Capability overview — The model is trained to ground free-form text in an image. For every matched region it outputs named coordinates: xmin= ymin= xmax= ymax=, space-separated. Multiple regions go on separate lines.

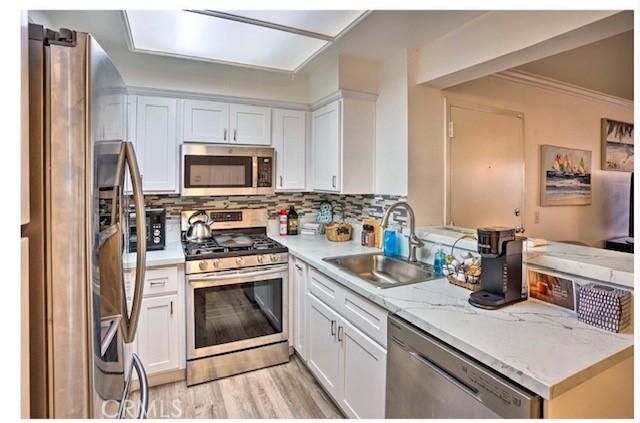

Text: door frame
xmin=444 ymin=99 xmax=526 ymax=229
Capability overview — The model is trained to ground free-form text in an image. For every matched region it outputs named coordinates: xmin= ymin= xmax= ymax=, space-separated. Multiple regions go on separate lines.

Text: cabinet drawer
xmin=341 ymin=290 xmax=387 ymax=347
xmin=144 ymin=267 xmax=179 ymax=296
xmin=308 ymin=268 xmax=342 ymax=310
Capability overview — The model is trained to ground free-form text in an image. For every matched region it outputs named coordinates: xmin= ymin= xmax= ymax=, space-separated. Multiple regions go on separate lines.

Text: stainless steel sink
xmin=323 ymin=253 xmax=436 ymax=289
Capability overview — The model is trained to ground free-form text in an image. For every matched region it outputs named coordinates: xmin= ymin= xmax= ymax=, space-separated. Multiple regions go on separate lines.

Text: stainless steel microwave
xmin=181 ymin=144 xmax=275 ymax=196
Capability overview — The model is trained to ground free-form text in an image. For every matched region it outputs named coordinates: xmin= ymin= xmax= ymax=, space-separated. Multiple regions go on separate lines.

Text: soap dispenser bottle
xmin=433 ymin=246 xmax=446 ymax=277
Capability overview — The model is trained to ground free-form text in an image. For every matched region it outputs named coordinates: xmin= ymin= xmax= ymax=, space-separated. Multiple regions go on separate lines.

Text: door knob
xmin=515 ymin=225 xmax=525 ymax=233
xmin=514 ymin=208 xmax=520 ymax=217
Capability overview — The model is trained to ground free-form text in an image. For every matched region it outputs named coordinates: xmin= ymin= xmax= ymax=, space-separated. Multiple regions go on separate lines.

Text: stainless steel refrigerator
xmin=24 ymin=23 xmax=149 ymax=418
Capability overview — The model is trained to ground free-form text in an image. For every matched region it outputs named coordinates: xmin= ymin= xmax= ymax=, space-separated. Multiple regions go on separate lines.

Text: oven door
xmin=186 ymin=264 xmax=288 ymax=360
xmin=181 ymin=144 xmax=274 ymax=196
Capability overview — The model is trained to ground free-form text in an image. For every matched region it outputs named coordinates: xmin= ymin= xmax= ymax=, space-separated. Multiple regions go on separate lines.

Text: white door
xmin=292 ymin=258 xmax=308 ymax=359
xmin=136 ymin=295 xmax=180 ymax=375
xmin=182 ymin=99 xmax=230 ymax=143
xmin=229 ymin=104 xmax=271 ymax=145
xmin=339 ymin=320 xmax=387 ymax=418
xmin=136 ymin=96 xmax=178 ymax=193
xmin=449 ymin=104 xmax=524 ymax=229
xmin=273 ymin=109 xmax=306 ymax=190
xmin=307 ymin=293 xmax=341 ymax=399
xmin=97 ymin=93 xmax=127 ymax=141
xmin=311 ymin=101 xmax=341 ymax=192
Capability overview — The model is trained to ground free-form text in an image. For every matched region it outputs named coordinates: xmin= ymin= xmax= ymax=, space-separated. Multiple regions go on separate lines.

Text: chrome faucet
xmin=381 ymin=202 xmax=424 ymax=262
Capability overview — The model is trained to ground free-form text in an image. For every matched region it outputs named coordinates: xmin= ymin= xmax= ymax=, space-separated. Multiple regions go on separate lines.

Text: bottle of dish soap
xmin=433 ymin=245 xmax=446 ymax=277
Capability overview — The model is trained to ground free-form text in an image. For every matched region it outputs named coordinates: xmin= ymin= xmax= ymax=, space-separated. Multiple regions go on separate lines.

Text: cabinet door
xmin=136 ymin=96 xmax=178 ymax=193
xmin=307 ymin=293 xmax=341 ymax=399
xmin=182 ymin=99 xmax=229 ymax=143
xmin=136 ymin=294 xmax=180 ymax=375
xmin=339 ymin=320 xmax=387 ymax=418
xmin=97 ymin=93 xmax=127 ymax=141
xmin=311 ymin=101 xmax=341 ymax=192
xmin=292 ymin=258 xmax=308 ymax=359
xmin=273 ymin=109 xmax=306 ymax=190
xmin=229 ymin=104 xmax=271 ymax=145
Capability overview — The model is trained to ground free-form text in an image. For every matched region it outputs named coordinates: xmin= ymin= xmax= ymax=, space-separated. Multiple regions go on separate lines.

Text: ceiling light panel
xmin=124 ymin=10 xmax=330 ymax=72
xmin=223 ymin=10 xmax=367 ymax=37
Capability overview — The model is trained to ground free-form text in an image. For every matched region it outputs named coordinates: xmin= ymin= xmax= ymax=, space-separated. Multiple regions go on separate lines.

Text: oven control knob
xmin=257 ymin=255 xmax=265 ymax=263
xmin=270 ymin=254 xmax=279 ymax=263
xmin=236 ymin=257 xmax=245 ymax=265
xmin=198 ymin=261 xmax=208 ymax=271
xmin=212 ymin=259 xmax=220 ymax=268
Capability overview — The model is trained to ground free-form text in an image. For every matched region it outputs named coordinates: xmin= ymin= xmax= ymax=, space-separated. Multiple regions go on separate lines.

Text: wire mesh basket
xmin=443 ymin=235 xmax=482 ymax=291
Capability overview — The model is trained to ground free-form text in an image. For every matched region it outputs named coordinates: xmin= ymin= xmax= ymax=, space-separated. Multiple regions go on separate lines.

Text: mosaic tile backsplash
xmin=144 ymin=192 xmax=408 ymax=226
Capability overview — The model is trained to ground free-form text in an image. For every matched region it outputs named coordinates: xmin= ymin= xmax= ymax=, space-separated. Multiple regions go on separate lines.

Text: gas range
xmin=181 ymin=209 xmax=288 ymax=275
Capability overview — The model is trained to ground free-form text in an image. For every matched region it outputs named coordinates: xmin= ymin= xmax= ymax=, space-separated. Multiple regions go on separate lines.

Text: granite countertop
xmin=416 ymin=226 xmax=635 ymax=289
xmin=123 ymin=241 xmax=185 ymax=269
xmin=272 ymin=233 xmax=634 ymax=401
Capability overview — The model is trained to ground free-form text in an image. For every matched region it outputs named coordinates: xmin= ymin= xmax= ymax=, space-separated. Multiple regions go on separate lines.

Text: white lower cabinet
xmin=307 ymin=293 xmax=342 ymax=399
xmin=301 ymin=261 xmax=387 ymax=419
xmin=124 ymin=264 xmax=185 ymax=382
xmin=136 ymin=294 xmax=180 ymax=374
xmin=291 ymin=257 xmax=308 ymax=359
xmin=340 ymin=319 xmax=387 ymax=418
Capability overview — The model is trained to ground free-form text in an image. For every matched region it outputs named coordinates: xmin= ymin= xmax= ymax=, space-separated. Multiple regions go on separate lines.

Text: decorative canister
xmin=577 ymin=284 xmax=632 ymax=333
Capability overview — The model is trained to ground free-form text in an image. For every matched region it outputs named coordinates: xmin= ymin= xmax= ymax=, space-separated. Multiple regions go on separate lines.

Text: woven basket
xmin=326 ymin=223 xmax=353 ymax=242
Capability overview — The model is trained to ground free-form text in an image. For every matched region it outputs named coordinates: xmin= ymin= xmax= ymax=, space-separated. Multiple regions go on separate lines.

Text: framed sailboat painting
xmin=540 ymin=145 xmax=592 ymax=206
xmin=601 ymin=118 xmax=633 ymax=172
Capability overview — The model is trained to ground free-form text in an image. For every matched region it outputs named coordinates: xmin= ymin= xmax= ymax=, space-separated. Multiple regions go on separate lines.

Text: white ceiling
xmin=123 ymin=10 xmax=367 ymax=72
xmin=516 ymin=30 xmax=634 ymax=100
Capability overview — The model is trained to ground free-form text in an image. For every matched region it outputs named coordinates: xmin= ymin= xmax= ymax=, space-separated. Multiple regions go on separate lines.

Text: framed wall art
xmin=601 ymin=118 xmax=634 ymax=172
xmin=540 ymin=145 xmax=592 ymax=206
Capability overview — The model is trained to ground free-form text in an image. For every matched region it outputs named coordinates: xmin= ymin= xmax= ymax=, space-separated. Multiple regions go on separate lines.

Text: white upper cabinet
xmin=229 ymin=104 xmax=272 ymax=145
xmin=311 ymin=96 xmax=375 ymax=194
xmin=182 ymin=99 xmax=230 ymax=143
xmin=96 ymin=93 xmax=127 ymax=141
xmin=273 ymin=109 xmax=306 ymax=190
xmin=311 ymin=101 xmax=341 ymax=192
xmin=136 ymin=96 xmax=179 ymax=193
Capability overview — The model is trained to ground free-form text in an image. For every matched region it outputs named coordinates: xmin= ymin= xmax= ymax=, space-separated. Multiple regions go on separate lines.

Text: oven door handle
xmin=188 ymin=266 xmax=287 ymax=284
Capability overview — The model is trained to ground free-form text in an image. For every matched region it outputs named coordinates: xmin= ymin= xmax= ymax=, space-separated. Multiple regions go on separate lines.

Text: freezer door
xmin=89 ymin=35 xmax=147 ymax=417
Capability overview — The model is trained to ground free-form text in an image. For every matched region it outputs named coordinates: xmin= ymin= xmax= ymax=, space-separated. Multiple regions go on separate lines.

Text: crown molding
xmin=493 ymin=69 xmax=633 ymax=108
xmin=126 ymin=86 xmax=309 ymax=111
xmin=311 ymin=89 xmax=378 ymax=110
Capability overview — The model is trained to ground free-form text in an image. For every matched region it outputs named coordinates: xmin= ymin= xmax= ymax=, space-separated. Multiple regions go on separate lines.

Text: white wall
xmin=408 ymin=66 xmax=633 ymax=247
xmin=375 ymin=51 xmax=408 ymax=196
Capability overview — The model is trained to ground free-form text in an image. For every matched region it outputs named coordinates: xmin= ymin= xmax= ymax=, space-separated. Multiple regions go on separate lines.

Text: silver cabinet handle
xmin=280 ymin=175 xmax=283 ymax=187
xmin=295 ymin=264 xmax=303 ymax=271
xmin=338 ymin=325 xmax=344 ymax=342
xmin=330 ymin=320 xmax=336 ymax=336
xmin=332 ymin=175 xmax=336 ymax=188
xmin=233 ymin=128 xmax=237 ymax=141
xmin=223 ymin=128 xmax=227 ymax=141
xmin=118 ymin=141 xmax=146 ymax=344
xmin=118 ymin=353 xmax=149 ymax=419
xmin=149 ymin=280 xmax=167 ymax=287
xmin=170 ymin=300 xmax=173 ymax=315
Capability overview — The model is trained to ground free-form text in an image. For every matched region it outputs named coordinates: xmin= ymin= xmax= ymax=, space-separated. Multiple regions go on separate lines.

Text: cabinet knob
xmin=332 ymin=175 xmax=336 ymax=188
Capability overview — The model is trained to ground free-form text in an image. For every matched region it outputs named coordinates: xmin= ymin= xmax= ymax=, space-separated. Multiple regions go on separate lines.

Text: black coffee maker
xmin=469 ymin=227 xmax=526 ymax=309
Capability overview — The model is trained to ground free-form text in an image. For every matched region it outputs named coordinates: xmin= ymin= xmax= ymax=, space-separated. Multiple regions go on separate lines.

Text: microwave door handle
xmin=120 ymin=141 xmax=146 ymax=344
xmin=252 ymin=156 xmax=258 ymax=190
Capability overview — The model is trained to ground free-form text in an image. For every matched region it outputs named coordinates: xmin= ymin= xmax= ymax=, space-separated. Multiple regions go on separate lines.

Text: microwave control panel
xmin=257 ymin=157 xmax=273 ymax=187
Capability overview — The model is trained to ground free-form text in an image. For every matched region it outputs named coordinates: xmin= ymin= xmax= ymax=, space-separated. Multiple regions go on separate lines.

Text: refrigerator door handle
xmin=117 ymin=142 xmax=146 ymax=343
xmin=117 ymin=353 xmax=149 ymax=419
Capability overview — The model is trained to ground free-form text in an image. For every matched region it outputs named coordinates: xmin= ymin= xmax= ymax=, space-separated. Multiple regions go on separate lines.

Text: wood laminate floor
xmin=133 ymin=355 xmax=344 ymax=419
